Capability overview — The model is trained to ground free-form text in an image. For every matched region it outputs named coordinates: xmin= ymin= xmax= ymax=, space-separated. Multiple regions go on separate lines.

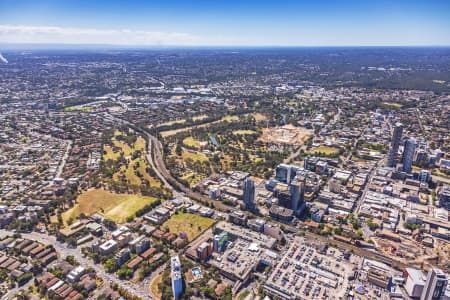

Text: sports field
xmin=160 ymin=115 xmax=239 ymax=137
xmin=310 ymin=146 xmax=341 ymax=155
xmin=233 ymin=129 xmax=257 ymax=135
xmin=62 ymin=189 xmax=158 ymax=224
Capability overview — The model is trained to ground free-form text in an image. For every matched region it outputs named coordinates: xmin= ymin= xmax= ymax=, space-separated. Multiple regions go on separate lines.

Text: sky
xmin=0 ymin=0 xmax=450 ymax=47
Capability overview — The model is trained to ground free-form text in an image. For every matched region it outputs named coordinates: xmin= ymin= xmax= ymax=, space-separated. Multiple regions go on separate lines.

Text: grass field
xmin=160 ymin=115 xmax=240 ymax=137
xmin=64 ymin=106 xmax=93 ymax=112
xmin=221 ymin=115 xmax=239 ymax=122
xmin=113 ymin=159 xmax=142 ymax=186
xmin=103 ymin=145 xmax=120 ymax=161
xmin=103 ymin=131 xmax=146 ymax=161
xmin=233 ymin=129 xmax=257 ymax=135
xmin=62 ymin=189 xmax=158 ymax=224
xmin=104 ymin=131 xmax=158 ymax=187
xmin=150 ymin=273 xmax=163 ymax=299
xmin=180 ymin=172 xmax=204 ymax=188
xmin=158 ymin=119 xmax=187 ymax=127
xmin=310 ymin=146 xmax=341 ymax=155
xmin=136 ymin=158 xmax=160 ymax=186
xmin=181 ymin=150 xmax=209 ymax=162
xmin=160 ymin=113 xmax=265 ymax=138
xmin=252 ymin=113 xmax=267 ymax=121
xmin=193 ymin=114 xmax=208 ymax=121
xmin=113 ymin=158 xmax=160 ymax=187
xmin=182 ymin=136 xmax=202 ymax=149
xmin=162 ymin=212 xmax=215 ymax=241
xmin=382 ymin=102 xmax=402 ymax=109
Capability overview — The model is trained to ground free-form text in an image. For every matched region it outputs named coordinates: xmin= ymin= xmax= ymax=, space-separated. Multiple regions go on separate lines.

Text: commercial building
xmin=229 ymin=210 xmax=247 ymax=226
xmin=404 ymin=267 xmax=426 ymax=298
xmin=269 ymin=205 xmax=294 ymax=223
xmin=419 ymin=169 xmax=431 ymax=183
xmin=304 ymin=156 xmax=328 ymax=174
xmin=289 ymin=179 xmax=305 ymax=213
xmin=421 ymin=268 xmax=448 ymax=300
xmin=386 ymin=122 xmax=403 ymax=168
xmin=99 ymin=240 xmax=118 ymax=256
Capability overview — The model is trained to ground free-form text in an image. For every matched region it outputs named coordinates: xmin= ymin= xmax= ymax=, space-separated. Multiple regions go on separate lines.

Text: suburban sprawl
xmin=0 ymin=47 xmax=449 ymax=300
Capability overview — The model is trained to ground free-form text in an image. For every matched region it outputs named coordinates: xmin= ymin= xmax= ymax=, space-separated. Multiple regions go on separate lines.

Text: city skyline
xmin=1 ymin=0 xmax=450 ymax=47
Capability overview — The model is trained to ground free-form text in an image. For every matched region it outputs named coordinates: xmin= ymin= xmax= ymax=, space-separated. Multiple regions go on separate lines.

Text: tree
xmin=104 ymin=258 xmax=117 ymax=273
xmin=366 ymin=218 xmax=379 ymax=231
xmin=66 ymin=255 xmax=78 ymax=266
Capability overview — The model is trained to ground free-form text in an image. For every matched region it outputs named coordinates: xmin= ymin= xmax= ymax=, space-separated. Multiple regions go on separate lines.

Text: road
xmin=0 ymin=229 xmax=152 ymax=300
xmin=55 ymin=140 xmax=73 ymax=179
xmin=354 ymin=158 xmax=383 ymax=217
xmin=2 ymin=275 xmax=33 ymax=300
xmin=283 ymin=145 xmax=307 ymax=164
xmin=431 ymin=174 xmax=450 ymax=185
xmin=143 ymin=264 xmax=165 ymax=299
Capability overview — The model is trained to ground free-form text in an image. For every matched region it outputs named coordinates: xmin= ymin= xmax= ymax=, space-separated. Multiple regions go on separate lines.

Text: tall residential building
xmin=386 ymin=122 xmax=403 ymax=168
xmin=213 ymin=231 xmax=228 ymax=252
xmin=275 ymin=164 xmax=291 ymax=183
xmin=171 ymin=255 xmax=183 ymax=299
xmin=419 ymin=169 xmax=431 ymax=183
xmin=243 ymin=178 xmax=255 ymax=211
xmin=420 ymin=268 xmax=448 ymax=300
xmin=275 ymin=164 xmax=300 ymax=184
xmin=289 ymin=179 xmax=304 ymax=214
xmin=402 ymin=138 xmax=416 ymax=173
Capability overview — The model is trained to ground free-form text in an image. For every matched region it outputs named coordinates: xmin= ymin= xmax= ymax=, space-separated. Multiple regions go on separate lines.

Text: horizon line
xmin=2 ymin=42 xmax=450 ymax=50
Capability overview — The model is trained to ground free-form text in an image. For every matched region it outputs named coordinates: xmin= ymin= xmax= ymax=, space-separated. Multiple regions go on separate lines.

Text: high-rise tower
xmin=420 ymin=268 xmax=448 ymax=300
xmin=402 ymin=138 xmax=416 ymax=173
xmin=243 ymin=178 xmax=256 ymax=211
xmin=386 ymin=122 xmax=403 ymax=168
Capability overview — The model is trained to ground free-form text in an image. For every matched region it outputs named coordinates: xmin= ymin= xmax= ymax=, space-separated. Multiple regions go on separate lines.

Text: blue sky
xmin=0 ymin=0 xmax=449 ymax=46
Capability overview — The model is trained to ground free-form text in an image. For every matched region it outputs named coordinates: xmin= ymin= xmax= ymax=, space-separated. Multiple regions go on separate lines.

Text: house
xmin=10 ymin=269 xmax=24 ymax=281
xmin=79 ymin=274 xmax=97 ymax=292
xmin=40 ymin=252 xmax=57 ymax=265
xmin=140 ymin=247 xmax=156 ymax=259
xmin=127 ymin=256 xmax=143 ymax=270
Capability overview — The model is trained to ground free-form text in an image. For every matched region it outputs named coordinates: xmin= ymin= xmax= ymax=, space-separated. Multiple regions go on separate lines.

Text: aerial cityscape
xmin=0 ymin=1 xmax=450 ymax=300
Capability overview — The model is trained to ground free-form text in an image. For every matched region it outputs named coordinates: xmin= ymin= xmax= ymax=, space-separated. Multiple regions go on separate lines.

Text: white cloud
xmin=0 ymin=25 xmax=200 ymax=46
xmin=0 ymin=52 xmax=8 ymax=63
